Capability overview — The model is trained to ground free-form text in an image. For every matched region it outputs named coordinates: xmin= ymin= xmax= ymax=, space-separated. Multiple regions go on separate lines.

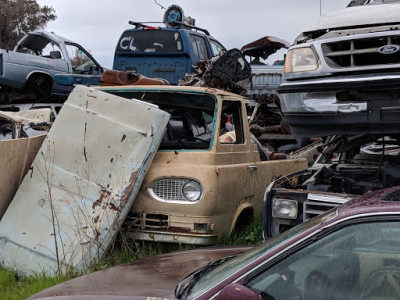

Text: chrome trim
xmin=147 ymin=177 xmax=203 ymax=204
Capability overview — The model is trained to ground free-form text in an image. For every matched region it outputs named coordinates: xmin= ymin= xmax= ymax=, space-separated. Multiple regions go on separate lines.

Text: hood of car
xmin=28 ymin=246 xmax=250 ymax=300
xmin=302 ymin=3 xmax=400 ymax=33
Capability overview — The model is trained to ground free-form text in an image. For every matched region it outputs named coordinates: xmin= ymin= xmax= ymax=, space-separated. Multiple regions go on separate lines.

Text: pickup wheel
xmin=26 ymin=74 xmax=53 ymax=98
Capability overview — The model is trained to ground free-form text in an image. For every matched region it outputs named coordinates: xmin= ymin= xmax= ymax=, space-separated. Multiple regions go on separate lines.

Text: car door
xmin=238 ymin=218 xmax=400 ymax=300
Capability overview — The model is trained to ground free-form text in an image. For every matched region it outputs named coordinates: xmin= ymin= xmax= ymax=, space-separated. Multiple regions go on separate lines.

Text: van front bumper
xmin=127 ymin=229 xmax=217 ymax=246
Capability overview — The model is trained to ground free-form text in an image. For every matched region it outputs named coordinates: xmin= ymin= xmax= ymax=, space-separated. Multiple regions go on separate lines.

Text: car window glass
xmin=117 ymin=30 xmax=183 ymax=53
xmin=65 ymin=43 xmax=98 ymax=75
xmin=220 ymin=100 xmax=244 ymax=144
xmin=210 ymin=39 xmax=225 ymax=56
xmin=245 ymin=221 xmax=400 ymax=299
xmin=190 ymin=34 xmax=208 ymax=60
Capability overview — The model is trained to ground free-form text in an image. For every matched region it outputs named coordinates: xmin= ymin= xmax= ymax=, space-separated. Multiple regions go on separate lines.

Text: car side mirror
xmin=215 ymin=283 xmax=261 ymax=300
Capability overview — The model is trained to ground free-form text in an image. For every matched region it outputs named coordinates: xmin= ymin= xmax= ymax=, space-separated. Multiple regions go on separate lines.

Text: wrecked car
xmin=264 ymin=134 xmax=400 ymax=237
xmin=278 ymin=0 xmax=400 ymax=136
xmin=0 ymin=31 xmax=103 ymax=101
xmin=30 ymin=187 xmax=400 ymax=300
xmin=0 ymin=102 xmax=61 ymax=137
xmin=113 ymin=5 xmax=225 ymax=84
xmin=98 ymin=85 xmax=307 ymax=245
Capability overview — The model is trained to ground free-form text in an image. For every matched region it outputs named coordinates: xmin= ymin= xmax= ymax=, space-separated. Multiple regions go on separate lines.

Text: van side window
xmin=190 ymin=34 xmax=208 ymax=60
xmin=220 ymin=100 xmax=244 ymax=144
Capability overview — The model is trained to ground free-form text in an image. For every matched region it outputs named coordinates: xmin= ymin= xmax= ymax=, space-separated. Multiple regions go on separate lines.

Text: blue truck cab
xmin=112 ymin=5 xmax=225 ymax=84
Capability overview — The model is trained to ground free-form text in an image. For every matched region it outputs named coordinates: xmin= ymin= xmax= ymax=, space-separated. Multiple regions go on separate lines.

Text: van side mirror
xmin=215 ymin=283 xmax=261 ymax=300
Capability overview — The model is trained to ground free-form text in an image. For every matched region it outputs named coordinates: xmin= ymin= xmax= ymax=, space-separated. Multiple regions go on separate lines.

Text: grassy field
xmin=0 ymin=216 xmax=263 ymax=299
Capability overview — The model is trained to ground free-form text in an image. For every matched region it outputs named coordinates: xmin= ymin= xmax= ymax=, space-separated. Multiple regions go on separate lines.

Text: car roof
xmin=337 ymin=186 xmax=400 ymax=218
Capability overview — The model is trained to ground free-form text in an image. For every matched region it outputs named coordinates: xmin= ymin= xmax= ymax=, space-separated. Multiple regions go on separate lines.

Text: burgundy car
xmin=31 ymin=186 xmax=400 ymax=299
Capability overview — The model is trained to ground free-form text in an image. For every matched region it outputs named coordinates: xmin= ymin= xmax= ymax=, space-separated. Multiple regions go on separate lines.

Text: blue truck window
xmin=117 ymin=30 xmax=184 ymax=53
xmin=190 ymin=34 xmax=208 ymax=60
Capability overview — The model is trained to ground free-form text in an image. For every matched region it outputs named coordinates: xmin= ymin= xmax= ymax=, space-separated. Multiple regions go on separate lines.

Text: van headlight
xmin=182 ymin=180 xmax=202 ymax=202
xmin=148 ymin=177 xmax=203 ymax=204
xmin=272 ymin=198 xmax=298 ymax=219
xmin=284 ymin=47 xmax=318 ymax=73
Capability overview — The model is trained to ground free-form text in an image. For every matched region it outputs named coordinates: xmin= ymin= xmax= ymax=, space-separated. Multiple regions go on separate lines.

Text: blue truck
xmin=112 ymin=5 xmax=225 ymax=85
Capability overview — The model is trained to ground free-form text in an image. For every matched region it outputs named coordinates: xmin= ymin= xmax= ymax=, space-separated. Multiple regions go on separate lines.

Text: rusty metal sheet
xmin=0 ymin=135 xmax=45 ymax=220
xmin=0 ymin=85 xmax=170 ymax=276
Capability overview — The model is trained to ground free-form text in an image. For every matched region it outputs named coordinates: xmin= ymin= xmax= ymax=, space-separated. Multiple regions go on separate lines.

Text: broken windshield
xmin=104 ymin=90 xmax=216 ymax=150
xmin=117 ymin=30 xmax=184 ymax=53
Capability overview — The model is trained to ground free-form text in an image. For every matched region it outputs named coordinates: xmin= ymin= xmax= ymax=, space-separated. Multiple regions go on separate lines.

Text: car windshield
xmin=185 ymin=209 xmax=337 ymax=299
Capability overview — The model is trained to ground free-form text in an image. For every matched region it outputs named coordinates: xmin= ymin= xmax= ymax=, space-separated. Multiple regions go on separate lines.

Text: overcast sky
xmin=35 ymin=0 xmax=350 ymax=68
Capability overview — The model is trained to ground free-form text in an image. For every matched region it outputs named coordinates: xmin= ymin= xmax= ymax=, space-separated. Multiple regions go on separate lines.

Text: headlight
xmin=272 ymin=198 xmax=298 ymax=219
xmin=182 ymin=180 xmax=202 ymax=202
xmin=284 ymin=47 xmax=318 ymax=73
xmin=148 ymin=177 xmax=203 ymax=204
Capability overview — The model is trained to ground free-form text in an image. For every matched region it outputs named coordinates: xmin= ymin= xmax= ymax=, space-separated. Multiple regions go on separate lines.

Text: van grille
xmin=322 ymin=35 xmax=400 ymax=69
xmin=303 ymin=200 xmax=340 ymax=221
xmin=148 ymin=178 xmax=188 ymax=201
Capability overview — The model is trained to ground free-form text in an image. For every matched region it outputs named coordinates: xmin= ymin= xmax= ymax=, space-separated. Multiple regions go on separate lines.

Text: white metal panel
xmin=0 ymin=85 xmax=170 ymax=276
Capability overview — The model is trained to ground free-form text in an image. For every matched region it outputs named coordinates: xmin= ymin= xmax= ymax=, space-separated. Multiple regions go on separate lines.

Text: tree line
xmin=0 ymin=0 xmax=56 ymax=50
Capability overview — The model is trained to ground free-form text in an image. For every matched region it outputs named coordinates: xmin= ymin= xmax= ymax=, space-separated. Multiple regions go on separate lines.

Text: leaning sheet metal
xmin=0 ymin=85 xmax=170 ymax=275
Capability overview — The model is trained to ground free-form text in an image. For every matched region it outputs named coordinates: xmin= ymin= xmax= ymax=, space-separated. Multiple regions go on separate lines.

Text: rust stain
xmin=94 ymin=229 xmax=100 ymax=241
xmin=140 ymin=132 xmax=148 ymax=137
xmin=121 ymin=134 xmax=126 ymax=142
xmin=93 ymin=215 xmax=100 ymax=223
xmin=166 ymin=160 xmax=171 ymax=164
xmin=119 ymin=170 xmax=139 ymax=207
xmin=92 ymin=189 xmax=111 ymax=210
xmin=215 ymin=167 xmax=220 ymax=176
xmin=82 ymin=226 xmax=88 ymax=230
xmin=84 ymin=122 xmax=87 ymax=142
xmin=108 ymin=202 xmax=120 ymax=212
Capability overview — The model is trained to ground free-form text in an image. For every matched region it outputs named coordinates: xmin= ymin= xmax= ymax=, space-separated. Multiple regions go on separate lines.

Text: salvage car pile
xmin=7 ymin=1 xmax=400 ymax=299
xmin=265 ymin=0 xmax=400 ymax=237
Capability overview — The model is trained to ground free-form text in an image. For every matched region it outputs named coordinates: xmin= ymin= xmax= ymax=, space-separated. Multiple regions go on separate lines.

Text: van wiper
xmin=174 ymin=255 xmax=236 ymax=299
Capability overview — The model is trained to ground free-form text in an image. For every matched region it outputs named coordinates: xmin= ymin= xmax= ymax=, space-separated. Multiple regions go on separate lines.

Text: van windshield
xmin=116 ymin=30 xmax=184 ymax=53
xmin=104 ymin=89 xmax=217 ymax=150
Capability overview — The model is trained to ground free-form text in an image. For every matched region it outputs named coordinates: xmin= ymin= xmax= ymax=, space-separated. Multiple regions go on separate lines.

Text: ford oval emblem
xmin=378 ymin=45 xmax=400 ymax=54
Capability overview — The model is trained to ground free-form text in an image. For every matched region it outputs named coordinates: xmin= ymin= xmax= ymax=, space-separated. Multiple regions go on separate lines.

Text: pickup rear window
xmin=116 ymin=30 xmax=184 ymax=53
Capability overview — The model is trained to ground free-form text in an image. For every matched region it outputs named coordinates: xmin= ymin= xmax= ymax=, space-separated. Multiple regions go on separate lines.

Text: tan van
xmin=100 ymin=85 xmax=308 ymax=245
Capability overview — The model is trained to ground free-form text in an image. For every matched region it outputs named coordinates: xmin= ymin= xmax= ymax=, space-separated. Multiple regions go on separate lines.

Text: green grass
xmin=0 ymin=216 xmax=263 ymax=299
xmin=0 ymin=270 xmax=73 ymax=300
